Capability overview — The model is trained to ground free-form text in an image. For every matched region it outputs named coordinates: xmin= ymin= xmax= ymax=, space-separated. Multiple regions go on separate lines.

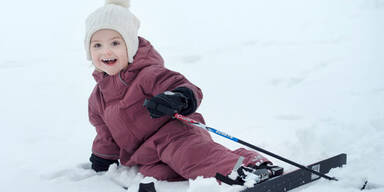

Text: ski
xmin=242 ymin=153 xmax=347 ymax=192
xmin=216 ymin=153 xmax=347 ymax=192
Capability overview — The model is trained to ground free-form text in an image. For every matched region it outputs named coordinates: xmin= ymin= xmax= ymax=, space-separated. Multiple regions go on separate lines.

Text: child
xmin=85 ymin=0 xmax=282 ymax=185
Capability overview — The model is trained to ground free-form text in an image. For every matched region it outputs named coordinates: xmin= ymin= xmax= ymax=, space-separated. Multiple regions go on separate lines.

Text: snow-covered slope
xmin=0 ymin=0 xmax=383 ymax=191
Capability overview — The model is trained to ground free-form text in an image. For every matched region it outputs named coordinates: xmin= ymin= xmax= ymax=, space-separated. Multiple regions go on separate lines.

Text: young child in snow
xmin=85 ymin=0 xmax=282 ymax=184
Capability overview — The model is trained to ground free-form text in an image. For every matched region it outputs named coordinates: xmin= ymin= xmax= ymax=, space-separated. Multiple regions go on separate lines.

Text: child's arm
xmin=88 ymin=99 xmax=120 ymax=171
xmin=143 ymin=67 xmax=203 ymax=108
xmin=142 ymin=67 xmax=203 ymax=118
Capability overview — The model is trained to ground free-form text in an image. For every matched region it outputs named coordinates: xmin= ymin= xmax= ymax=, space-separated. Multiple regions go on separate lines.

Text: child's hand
xmin=143 ymin=90 xmax=189 ymax=118
xmin=90 ymin=154 xmax=119 ymax=172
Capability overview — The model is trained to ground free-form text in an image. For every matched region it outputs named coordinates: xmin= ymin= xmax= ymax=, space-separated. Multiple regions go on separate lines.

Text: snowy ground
xmin=0 ymin=0 xmax=383 ymax=191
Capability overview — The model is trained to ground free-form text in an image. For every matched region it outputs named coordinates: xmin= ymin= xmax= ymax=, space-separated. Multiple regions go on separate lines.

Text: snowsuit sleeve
xmin=142 ymin=66 xmax=203 ymax=108
xmin=88 ymin=90 xmax=120 ymax=160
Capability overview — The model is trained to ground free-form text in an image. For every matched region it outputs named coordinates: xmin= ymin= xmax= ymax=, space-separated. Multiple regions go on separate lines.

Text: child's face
xmin=90 ymin=29 xmax=129 ymax=76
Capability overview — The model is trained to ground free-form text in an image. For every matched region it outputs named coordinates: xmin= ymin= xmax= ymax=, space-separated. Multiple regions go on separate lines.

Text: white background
xmin=0 ymin=0 xmax=383 ymax=191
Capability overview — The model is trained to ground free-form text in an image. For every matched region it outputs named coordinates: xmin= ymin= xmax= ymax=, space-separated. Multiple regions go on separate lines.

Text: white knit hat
xmin=84 ymin=0 xmax=140 ymax=63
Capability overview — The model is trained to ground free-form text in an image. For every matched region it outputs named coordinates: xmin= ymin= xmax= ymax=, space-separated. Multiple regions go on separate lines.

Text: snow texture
xmin=0 ymin=0 xmax=383 ymax=191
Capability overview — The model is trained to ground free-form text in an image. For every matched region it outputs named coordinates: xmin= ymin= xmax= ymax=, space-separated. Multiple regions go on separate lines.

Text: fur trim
xmin=105 ymin=0 xmax=130 ymax=8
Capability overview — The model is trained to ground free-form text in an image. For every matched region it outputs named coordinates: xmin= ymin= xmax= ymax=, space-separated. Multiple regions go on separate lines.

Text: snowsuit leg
xmin=231 ymin=148 xmax=270 ymax=166
xmin=155 ymin=119 xmax=270 ymax=179
xmin=128 ymin=114 xmax=270 ymax=180
xmin=139 ymin=162 xmax=184 ymax=181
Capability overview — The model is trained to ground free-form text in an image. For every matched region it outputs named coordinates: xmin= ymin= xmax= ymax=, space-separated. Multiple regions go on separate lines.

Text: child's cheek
xmin=90 ymin=52 xmax=98 ymax=64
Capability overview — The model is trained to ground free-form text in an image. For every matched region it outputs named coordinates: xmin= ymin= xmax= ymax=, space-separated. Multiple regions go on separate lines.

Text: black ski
xmin=216 ymin=153 xmax=347 ymax=192
xmin=242 ymin=153 xmax=347 ymax=192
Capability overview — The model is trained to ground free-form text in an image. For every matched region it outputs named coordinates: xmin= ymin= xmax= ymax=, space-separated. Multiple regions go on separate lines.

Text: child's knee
xmin=139 ymin=163 xmax=184 ymax=181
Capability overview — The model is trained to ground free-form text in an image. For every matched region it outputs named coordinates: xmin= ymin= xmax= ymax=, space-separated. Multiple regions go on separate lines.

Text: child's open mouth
xmin=102 ymin=58 xmax=118 ymax=65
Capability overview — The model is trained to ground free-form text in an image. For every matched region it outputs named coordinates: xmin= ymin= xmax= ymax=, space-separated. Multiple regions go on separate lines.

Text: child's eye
xmin=112 ymin=41 xmax=120 ymax=46
xmin=93 ymin=43 xmax=102 ymax=48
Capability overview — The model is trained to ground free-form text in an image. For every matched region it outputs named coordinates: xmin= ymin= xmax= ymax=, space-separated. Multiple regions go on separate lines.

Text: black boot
xmin=216 ymin=162 xmax=284 ymax=186
xmin=138 ymin=182 xmax=156 ymax=192
xmin=236 ymin=163 xmax=284 ymax=184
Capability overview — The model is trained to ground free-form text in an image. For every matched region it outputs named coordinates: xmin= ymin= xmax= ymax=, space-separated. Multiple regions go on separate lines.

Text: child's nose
xmin=103 ymin=47 xmax=113 ymax=55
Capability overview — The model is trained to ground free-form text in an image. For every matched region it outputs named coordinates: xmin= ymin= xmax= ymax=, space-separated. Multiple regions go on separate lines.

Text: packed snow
xmin=0 ymin=0 xmax=383 ymax=191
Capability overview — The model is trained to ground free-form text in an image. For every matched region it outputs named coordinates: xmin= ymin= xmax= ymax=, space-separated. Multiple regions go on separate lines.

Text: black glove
xmin=143 ymin=87 xmax=197 ymax=118
xmin=89 ymin=154 xmax=119 ymax=172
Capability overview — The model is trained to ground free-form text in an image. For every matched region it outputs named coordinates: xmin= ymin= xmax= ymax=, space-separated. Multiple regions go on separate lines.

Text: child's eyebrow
xmin=91 ymin=36 xmax=122 ymax=43
xmin=91 ymin=39 xmax=99 ymax=43
xmin=110 ymin=36 xmax=122 ymax=40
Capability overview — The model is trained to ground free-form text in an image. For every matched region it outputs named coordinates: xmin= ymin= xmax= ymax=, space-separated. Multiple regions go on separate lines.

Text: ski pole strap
xmin=173 ymin=113 xmax=338 ymax=181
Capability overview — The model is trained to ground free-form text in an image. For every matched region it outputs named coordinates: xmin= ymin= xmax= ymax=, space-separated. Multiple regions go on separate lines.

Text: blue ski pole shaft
xmin=173 ymin=113 xmax=337 ymax=181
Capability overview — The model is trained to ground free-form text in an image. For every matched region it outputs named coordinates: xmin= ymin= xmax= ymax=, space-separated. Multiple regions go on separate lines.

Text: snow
xmin=0 ymin=0 xmax=383 ymax=191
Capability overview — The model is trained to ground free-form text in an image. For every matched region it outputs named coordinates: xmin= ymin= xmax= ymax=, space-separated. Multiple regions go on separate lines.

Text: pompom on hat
xmin=84 ymin=0 xmax=140 ymax=63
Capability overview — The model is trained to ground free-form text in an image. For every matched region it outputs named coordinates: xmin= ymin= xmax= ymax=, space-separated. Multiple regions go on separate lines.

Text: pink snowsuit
xmin=89 ymin=37 xmax=270 ymax=181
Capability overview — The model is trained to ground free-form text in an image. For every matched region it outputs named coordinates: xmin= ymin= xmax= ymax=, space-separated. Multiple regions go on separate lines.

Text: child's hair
xmin=84 ymin=0 xmax=140 ymax=63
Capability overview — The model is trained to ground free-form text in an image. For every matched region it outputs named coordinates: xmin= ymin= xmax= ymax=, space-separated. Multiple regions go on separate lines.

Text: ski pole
xmin=173 ymin=113 xmax=338 ymax=181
